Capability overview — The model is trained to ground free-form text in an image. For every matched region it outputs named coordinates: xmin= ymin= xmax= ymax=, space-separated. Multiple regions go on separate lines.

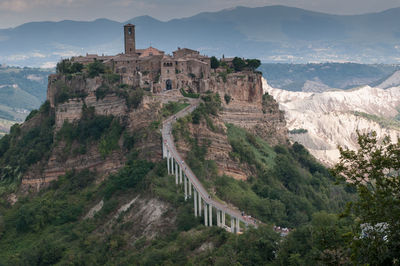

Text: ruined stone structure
xmin=72 ymin=24 xmax=211 ymax=93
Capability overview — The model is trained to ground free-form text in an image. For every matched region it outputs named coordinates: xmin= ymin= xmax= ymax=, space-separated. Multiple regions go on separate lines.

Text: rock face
xmin=21 ymin=70 xmax=288 ymax=189
xmin=263 ymin=77 xmax=400 ymax=165
xmin=175 ymin=117 xmax=251 ymax=180
xmin=207 ymin=72 xmax=287 ymax=146
xmin=175 ymin=72 xmax=287 ymax=180
xmin=22 ymin=74 xmax=163 ymax=191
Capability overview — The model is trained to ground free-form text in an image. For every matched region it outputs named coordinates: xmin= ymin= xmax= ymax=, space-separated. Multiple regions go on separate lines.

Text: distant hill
xmin=2 ymin=6 xmax=400 ymax=66
xmin=0 ymin=66 xmax=54 ymax=136
xmin=259 ymin=63 xmax=400 ymax=91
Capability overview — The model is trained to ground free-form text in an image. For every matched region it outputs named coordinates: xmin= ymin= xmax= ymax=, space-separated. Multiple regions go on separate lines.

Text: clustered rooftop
xmin=72 ymin=24 xmax=212 ymax=93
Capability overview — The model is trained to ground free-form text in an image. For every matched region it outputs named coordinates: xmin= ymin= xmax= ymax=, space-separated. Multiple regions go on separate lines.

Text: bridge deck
xmin=161 ymin=99 xmax=258 ymax=227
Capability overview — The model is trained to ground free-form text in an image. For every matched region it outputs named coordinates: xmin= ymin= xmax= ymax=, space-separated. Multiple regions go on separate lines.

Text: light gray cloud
xmin=0 ymin=0 xmax=399 ymax=28
xmin=0 ymin=0 xmax=88 ymax=12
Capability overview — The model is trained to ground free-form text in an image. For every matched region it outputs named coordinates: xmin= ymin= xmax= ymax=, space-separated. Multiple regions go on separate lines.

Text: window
xmin=128 ymin=27 xmax=132 ymax=35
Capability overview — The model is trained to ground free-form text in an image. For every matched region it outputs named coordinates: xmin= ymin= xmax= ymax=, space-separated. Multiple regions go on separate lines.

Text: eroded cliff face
xmin=175 ymin=117 xmax=251 ymax=180
xmin=175 ymin=72 xmax=287 ymax=180
xmin=206 ymin=72 xmax=287 ymax=146
xmin=22 ymin=74 xmax=163 ymax=191
xmin=263 ymin=77 xmax=400 ymax=165
xmin=21 ymin=70 xmax=288 ymax=190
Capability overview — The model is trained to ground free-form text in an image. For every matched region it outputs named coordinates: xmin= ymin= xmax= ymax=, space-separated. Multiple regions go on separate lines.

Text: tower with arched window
xmin=124 ymin=24 xmax=136 ymax=55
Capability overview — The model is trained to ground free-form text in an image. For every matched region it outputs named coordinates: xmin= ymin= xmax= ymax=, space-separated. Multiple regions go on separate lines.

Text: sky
xmin=0 ymin=0 xmax=400 ymax=28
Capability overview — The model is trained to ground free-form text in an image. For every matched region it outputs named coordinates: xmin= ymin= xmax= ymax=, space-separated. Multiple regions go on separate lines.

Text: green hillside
xmin=0 ymin=88 xmax=356 ymax=265
xmin=0 ymin=66 xmax=54 ymax=136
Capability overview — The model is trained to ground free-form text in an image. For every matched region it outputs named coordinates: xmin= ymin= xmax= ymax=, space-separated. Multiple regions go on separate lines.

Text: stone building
xmin=71 ymin=24 xmax=211 ymax=93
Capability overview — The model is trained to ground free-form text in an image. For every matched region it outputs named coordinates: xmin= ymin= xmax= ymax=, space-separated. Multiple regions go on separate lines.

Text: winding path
xmin=161 ymin=95 xmax=258 ymax=232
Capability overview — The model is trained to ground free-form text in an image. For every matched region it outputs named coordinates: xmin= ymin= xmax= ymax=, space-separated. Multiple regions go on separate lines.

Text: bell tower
xmin=124 ymin=24 xmax=136 ymax=55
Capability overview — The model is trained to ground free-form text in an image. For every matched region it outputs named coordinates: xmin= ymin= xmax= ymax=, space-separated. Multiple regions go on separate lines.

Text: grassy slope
xmin=0 ymin=89 xmax=354 ymax=265
xmin=173 ymin=93 xmax=354 ymax=228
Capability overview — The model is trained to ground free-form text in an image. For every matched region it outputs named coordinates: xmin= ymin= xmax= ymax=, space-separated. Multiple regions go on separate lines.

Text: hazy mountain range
xmin=259 ymin=63 xmax=400 ymax=91
xmin=1 ymin=5 xmax=400 ymax=67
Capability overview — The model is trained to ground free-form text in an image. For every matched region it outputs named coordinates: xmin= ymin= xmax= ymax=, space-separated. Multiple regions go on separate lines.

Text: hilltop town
xmin=70 ymin=24 xmax=258 ymax=94
xmin=72 ymin=24 xmax=212 ymax=93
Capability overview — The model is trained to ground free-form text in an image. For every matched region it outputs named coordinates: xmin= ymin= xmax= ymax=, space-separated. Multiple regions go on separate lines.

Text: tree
xmin=56 ymin=59 xmax=83 ymax=74
xmin=87 ymin=60 xmax=106 ymax=78
xmin=332 ymin=131 xmax=400 ymax=265
xmin=232 ymin=57 xmax=246 ymax=72
xmin=210 ymin=56 xmax=220 ymax=69
xmin=246 ymin=59 xmax=261 ymax=71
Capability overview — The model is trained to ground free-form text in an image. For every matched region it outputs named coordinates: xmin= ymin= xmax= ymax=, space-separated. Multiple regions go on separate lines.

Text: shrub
xmin=211 ymin=56 xmax=220 ymax=69
xmin=224 ymin=94 xmax=232 ymax=104
xmin=180 ymin=88 xmax=199 ymax=98
xmin=218 ymin=71 xmax=227 ymax=82
xmin=87 ymin=60 xmax=106 ymax=78
xmin=289 ymin=128 xmax=308 ymax=134
xmin=103 ymin=159 xmax=154 ymax=199
xmin=161 ymin=101 xmax=189 ymax=117
xmin=96 ymin=84 xmax=111 ymax=100
xmin=127 ymin=88 xmax=144 ymax=109
xmin=246 ymin=59 xmax=261 ymax=71
xmin=104 ymin=73 xmax=121 ymax=84
xmin=56 ymin=59 xmax=83 ymax=74
xmin=232 ymin=57 xmax=246 ymax=72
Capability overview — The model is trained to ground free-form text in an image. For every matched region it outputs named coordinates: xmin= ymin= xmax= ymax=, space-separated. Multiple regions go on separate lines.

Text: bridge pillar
xmin=236 ymin=217 xmax=240 ymax=233
xmin=162 ymin=141 xmax=166 ymax=158
xmin=222 ymin=211 xmax=225 ymax=227
xmin=188 ymin=180 xmax=192 ymax=197
xmin=170 ymin=155 xmax=173 ymax=174
xmin=167 ymin=150 xmax=170 ymax=174
xmin=179 ymin=165 xmax=182 ymax=184
xmin=209 ymin=204 xmax=212 ymax=226
xmin=184 ymin=175 xmax=188 ymax=200
xmin=231 ymin=217 xmax=235 ymax=233
xmin=204 ymin=203 xmax=208 ymax=226
xmin=175 ymin=162 xmax=178 ymax=185
xmin=198 ymin=193 xmax=202 ymax=216
xmin=194 ymin=189 xmax=198 ymax=217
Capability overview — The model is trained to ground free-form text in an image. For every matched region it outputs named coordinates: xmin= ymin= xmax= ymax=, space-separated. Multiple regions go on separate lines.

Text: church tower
xmin=124 ymin=24 xmax=136 ymax=55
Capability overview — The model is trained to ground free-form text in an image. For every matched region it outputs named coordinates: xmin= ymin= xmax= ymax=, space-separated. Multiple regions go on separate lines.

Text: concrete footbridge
xmin=161 ymin=98 xmax=259 ymax=233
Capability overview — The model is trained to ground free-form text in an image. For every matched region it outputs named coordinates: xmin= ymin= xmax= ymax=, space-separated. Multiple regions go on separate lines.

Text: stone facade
xmin=71 ymin=24 xmax=211 ymax=93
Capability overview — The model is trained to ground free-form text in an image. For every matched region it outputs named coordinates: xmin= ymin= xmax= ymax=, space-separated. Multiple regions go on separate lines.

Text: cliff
xmin=205 ymin=71 xmax=287 ymax=146
xmin=175 ymin=72 xmax=287 ymax=181
xmin=21 ymin=74 xmax=163 ymax=191
xmin=17 ymin=69 xmax=287 ymax=190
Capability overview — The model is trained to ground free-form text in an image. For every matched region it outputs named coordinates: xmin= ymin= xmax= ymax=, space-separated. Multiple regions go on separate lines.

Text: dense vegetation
xmin=161 ymin=101 xmax=189 ymax=118
xmin=0 ymin=81 xmax=398 ymax=264
xmin=0 ymin=101 xmax=54 ymax=196
xmin=173 ymin=92 xmax=353 ymax=228
xmin=57 ymin=105 xmax=124 ymax=158
xmin=353 ymin=111 xmax=400 ymax=130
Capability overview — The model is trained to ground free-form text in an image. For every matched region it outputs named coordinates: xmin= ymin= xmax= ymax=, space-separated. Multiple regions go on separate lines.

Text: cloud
xmin=41 ymin=61 xmax=57 ymax=68
xmin=0 ymin=0 xmax=28 ymax=12
xmin=0 ymin=0 xmax=88 ymax=12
